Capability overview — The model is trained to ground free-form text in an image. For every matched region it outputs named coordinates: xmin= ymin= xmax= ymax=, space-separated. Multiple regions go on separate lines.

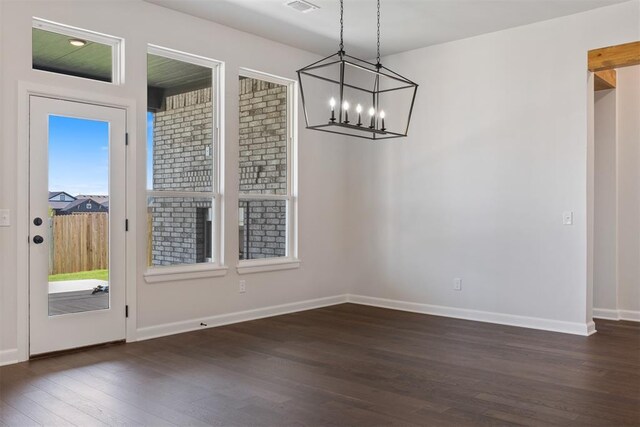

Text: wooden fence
xmin=49 ymin=213 xmax=108 ymax=275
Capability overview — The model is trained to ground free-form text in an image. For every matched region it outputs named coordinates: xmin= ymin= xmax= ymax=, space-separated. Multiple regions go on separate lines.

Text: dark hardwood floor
xmin=1 ymin=304 xmax=639 ymax=426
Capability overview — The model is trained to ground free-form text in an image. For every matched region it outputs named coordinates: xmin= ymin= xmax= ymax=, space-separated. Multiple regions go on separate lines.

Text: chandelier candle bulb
xmin=380 ymin=110 xmax=386 ymax=131
xmin=343 ymin=101 xmax=350 ymax=124
xmin=329 ymin=97 xmax=336 ymax=122
xmin=369 ymin=107 xmax=376 ymax=128
xmin=356 ymin=104 xmax=363 ymax=126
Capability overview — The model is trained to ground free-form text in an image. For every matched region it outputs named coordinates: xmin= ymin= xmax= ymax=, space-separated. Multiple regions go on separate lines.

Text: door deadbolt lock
xmin=33 ymin=235 xmax=44 ymax=244
xmin=33 ymin=217 xmax=43 ymax=226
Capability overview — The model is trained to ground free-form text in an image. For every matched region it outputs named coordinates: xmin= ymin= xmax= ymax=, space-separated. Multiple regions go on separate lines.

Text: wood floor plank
xmin=1 ymin=304 xmax=639 ymax=426
xmin=0 ymin=401 xmax=40 ymax=427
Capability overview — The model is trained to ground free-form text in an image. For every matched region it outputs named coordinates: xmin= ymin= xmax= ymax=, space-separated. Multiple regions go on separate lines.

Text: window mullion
xmin=147 ymin=190 xmax=216 ymax=198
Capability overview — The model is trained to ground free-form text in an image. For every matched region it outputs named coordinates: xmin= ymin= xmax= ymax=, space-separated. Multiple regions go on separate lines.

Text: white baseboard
xmin=137 ymin=294 xmax=349 ymax=341
xmin=586 ymin=321 xmax=597 ymax=336
xmin=347 ymin=295 xmax=594 ymax=336
xmin=2 ymin=295 xmax=615 ymax=368
xmin=593 ymin=308 xmax=640 ymax=322
xmin=619 ymin=310 xmax=640 ymax=322
xmin=0 ymin=349 xmax=19 ymax=367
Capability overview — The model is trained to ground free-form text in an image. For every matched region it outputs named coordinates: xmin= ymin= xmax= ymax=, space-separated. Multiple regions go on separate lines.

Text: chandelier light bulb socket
xmin=380 ymin=110 xmax=386 ymax=131
xmin=356 ymin=104 xmax=363 ymax=126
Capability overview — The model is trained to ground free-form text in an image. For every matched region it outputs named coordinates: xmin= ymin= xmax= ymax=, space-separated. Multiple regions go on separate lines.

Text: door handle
xmin=33 ymin=235 xmax=44 ymax=244
xmin=33 ymin=217 xmax=43 ymax=226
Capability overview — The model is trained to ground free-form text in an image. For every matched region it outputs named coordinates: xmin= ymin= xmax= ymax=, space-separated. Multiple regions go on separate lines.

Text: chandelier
xmin=297 ymin=0 xmax=418 ymax=140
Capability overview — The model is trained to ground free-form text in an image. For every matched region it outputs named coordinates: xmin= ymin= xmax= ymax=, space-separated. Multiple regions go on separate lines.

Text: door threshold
xmin=29 ymin=339 xmax=126 ymax=360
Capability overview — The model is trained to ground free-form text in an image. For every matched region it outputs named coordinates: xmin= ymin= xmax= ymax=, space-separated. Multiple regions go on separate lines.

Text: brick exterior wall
xmin=149 ymin=79 xmax=289 ymax=265
xmin=150 ymin=88 xmax=213 ymax=266
xmin=239 ymin=78 xmax=288 ymax=259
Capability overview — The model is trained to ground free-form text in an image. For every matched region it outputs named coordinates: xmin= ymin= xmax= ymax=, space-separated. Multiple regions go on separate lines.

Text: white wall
xmin=594 ymin=89 xmax=618 ymax=311
xmin=616 ymin=65 xmax=640 ymax=316
xmin=346 ymin=1 xmax=640 ymax=333
xmin=2 ymin=0 xmax=639 ymax=364
xmin=0 ymin=0 xmax=353 ymax=363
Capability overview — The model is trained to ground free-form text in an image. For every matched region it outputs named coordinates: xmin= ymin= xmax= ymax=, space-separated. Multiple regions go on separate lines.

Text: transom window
xmin=32 ymin=18 xmax=123 ymax=84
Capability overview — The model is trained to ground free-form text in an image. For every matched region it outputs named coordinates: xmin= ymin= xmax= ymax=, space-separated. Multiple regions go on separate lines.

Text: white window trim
xmin=144 ymin=45 xmax=226 ymax=282
xmin=144 ymin=263 xmax=228 ymax=284
xmin=32 ymin=18 xmax=125 ymax=85
xmin=237 ymin=68 xmax=299 ymax=274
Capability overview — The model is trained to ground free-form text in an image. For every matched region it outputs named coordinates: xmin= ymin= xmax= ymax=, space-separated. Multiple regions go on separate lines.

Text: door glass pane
xmin=47 ymin=115 xmax=110 ymax=316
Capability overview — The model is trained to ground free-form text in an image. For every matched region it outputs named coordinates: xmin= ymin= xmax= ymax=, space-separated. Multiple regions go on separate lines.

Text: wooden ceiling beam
xmin=588 ymin=41 xmax=640 ymax=72
xmin=594 ymin=70 xmax=616 ymax=91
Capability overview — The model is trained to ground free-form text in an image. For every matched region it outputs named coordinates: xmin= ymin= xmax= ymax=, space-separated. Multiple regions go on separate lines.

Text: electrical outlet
xmin=453 ymin=278 xmax=462 ymax=291
xmin=239 ymin=280 xmax=246 ymax=293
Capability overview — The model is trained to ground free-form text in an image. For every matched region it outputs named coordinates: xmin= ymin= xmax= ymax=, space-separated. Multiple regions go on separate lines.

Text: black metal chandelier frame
xmin=297 ymin=0 xmax=418 ymax=140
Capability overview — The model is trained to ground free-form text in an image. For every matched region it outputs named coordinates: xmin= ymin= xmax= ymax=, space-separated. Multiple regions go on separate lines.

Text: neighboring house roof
xmin=59 ymin=199 xmax=88 ymax=211
xmin=49 ymin=201 xmax=72 ymax=210
xmin=48 ymin=191 xmax=76 ymax=201
xmin=59 ymin=198 xmax=108 ymax=214
xmin=75 ymin=194 xmax=109 ymax=204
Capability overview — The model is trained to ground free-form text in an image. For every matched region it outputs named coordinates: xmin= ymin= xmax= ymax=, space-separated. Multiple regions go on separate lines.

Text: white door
xmin=29 ymin=96 xmax=127 ymax=356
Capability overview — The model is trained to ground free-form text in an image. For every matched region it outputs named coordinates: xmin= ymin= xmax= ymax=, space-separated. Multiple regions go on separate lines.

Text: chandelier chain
xmin=339 ymin=0 xmax=344 ymax=53
xmin=377 ymin=0 xmax=381 ymax=65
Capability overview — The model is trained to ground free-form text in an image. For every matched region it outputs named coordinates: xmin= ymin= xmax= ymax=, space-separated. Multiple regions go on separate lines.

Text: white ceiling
xmin=145 ymin=0 xmax=628 ymax=58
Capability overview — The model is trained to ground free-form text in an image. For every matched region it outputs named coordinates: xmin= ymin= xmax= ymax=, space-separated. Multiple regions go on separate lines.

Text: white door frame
xmin=16 ymin=82 xmax=137 ymax=362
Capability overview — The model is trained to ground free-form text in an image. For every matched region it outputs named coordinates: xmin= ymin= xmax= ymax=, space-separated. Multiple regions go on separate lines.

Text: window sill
xmin=144 ymin=264 xmax=228 ymax=283
xmin=236 ymin=258 xmax=301 ymax=275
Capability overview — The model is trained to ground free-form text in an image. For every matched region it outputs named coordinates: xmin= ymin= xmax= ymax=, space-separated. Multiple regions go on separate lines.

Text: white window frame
xmin=32 ymin=18 xmax=125 ymax=85
xmin=237 ymin=68 xmax=299 ymax=274
xmin=144 ymin=45 xmax=227 ymax=283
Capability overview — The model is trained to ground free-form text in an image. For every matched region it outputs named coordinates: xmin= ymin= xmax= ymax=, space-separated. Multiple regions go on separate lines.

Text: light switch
xmin=0 ymin=209 xmax=10 ymax=227
xmin=563 ymin=211 xmax=573 ymax=225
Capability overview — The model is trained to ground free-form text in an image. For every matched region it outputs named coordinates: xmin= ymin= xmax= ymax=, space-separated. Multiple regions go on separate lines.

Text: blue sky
xmin=49 ymin=115 xmax=109 ymax=195
xmin=48 ymin=113 xmax=155 ymax=195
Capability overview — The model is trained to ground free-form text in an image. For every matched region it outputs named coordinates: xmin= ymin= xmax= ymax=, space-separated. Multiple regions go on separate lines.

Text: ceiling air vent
xmin=285 ymin=0 xmax=319 ymax=13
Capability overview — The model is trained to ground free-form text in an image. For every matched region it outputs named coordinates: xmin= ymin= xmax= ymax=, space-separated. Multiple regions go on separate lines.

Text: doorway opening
xmin=589 ymin=41 xmax=640 ymax=324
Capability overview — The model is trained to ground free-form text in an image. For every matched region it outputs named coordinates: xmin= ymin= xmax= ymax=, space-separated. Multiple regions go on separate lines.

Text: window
xmin=86 ymin=203 xmax=92 ymax=210
xmin=146 ymin=46 xmax=223 ymax=274
xmin=238 ymin=70 xmax=298 ymax=272
xmin=32 ymin=18 xmax=123 ymax=84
